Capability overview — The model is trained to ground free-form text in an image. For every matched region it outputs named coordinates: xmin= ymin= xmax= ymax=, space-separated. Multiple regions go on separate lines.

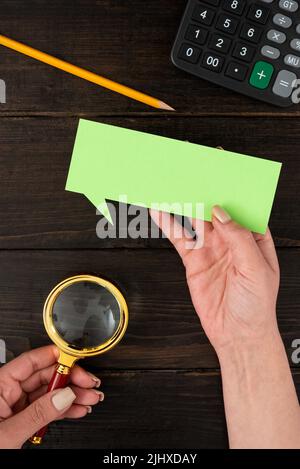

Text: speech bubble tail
xmin=85 ymin=194 xmax=114 ymax=225
xmin=97 ymin=200 xmax=114 ymax=225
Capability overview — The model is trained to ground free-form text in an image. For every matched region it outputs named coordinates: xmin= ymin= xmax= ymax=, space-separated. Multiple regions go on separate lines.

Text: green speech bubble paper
xmin=66 ymin=119 xmax=282 ymax=234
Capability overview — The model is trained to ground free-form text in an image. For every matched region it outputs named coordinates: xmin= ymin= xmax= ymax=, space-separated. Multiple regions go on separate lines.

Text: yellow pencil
xmin=0 ymin=34 xmax=174 ymax=111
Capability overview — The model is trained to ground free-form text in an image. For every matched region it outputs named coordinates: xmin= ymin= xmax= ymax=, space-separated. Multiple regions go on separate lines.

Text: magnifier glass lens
xmin=52 ymin=281 xmax=121 ymax=349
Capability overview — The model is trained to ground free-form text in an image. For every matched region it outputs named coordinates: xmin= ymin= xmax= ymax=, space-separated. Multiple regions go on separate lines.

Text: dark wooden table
xmin=0 ymin=0 xmax=299 ymax=449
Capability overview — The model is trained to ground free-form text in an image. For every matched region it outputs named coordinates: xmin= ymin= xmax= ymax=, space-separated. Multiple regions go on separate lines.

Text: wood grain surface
xmin=0 ymin=0 xmax=299 ymax=116
xmin=0 ymin=0 xmax=299 ymax=450
xmin=0 ymin=249 xmax=299 ymax=370
xmin=0 ymin=117 xmax=299 ymax=248
xmin=28 ymin=370 xmax=300 ymax=449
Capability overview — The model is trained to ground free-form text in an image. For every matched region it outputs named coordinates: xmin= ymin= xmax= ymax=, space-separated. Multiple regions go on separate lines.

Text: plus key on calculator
xmin=171 ymin=0 xmax=300 ymax=107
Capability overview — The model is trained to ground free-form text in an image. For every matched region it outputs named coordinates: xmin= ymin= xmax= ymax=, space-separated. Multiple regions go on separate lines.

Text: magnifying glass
xmin=30 ymin=274 xmax=128 ymax=445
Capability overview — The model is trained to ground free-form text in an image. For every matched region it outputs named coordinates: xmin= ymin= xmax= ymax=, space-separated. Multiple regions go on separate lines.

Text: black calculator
xmin=171 ymin=0 xmax=300 ymax=107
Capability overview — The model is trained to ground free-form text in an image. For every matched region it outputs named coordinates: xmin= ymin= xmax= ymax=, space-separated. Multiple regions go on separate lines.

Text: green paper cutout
xmin=66 ymin=119 xmax=282 ymax=234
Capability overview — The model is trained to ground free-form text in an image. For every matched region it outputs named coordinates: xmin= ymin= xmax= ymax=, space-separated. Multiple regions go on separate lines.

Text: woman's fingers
xmin=1 ymin=345 xmax=58 ymax=383
xmin=71 ymin=385 xmax=104 ymax=405
xmin=212 ymin=206 xmax=264 ymax=273
xmin=62 ymin=404 xmax=91 ymax=419
xmin=28 ymin=384 xmax=104 ymax=420
xmin=212 ymin=206 xmax=278 ymax=275
xmin=29 ymin=384 xmax=104 ymax=406
xmin=62 ymin=396 xmax=104 ymax=418
xmin=0 ymin=395 xmax=13 ymax=419
xmin=253 ymin=228 xmax=279 ymax=274
xmin=27 ymin=385 xmax=47 ymax=403
xmin=189 ymin=217 xmax=212 ymax=238
xmin=22 ymin=364 xmax=101 ymax=393
xmin=149 ymin=209 xmax=196 ymax=260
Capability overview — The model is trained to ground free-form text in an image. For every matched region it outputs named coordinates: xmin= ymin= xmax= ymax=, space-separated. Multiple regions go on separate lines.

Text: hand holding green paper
xmin=66 ymin=119 xmax=282 ymax=234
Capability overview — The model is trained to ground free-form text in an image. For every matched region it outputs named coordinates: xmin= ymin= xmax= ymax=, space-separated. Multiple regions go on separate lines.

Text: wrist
xmin=216 ymin=326 xmax=285 ymax=371
xmin=215 ymin=325 xmax=300 ymax=449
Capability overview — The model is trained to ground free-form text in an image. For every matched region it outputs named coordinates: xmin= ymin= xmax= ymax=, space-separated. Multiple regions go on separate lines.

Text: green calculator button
xmin=249 ymin=61 xmax=274 ymax=89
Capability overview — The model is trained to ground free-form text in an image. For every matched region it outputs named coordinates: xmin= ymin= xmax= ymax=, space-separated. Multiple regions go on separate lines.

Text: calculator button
xmin=223 ymin=0 xmax=246 ymax=15
xmin=202 ymin=52 xmax=224 ymax=72
xmin=185 ymin=24 xmax=209 ymax=45
xmin=267 ymin=29 xmax=286 ymax=43
xmin=272 ymin=69 xmax=297 ymax=97
xmin=290 ymin=38 xmax=300 ymax=51
xmin=296 ymin=24 xmax=300 ymax=34
xmin=240 ymin=23 xmax=262 ymax=43
xmin=216 ymin=14 xmax=239 ymax=34
xmin=249 ymin=61 xmax=274 ymax=88
xmin=178 ymin=44 xmax=201 ymax=63
xmin=284 ymin=53 xmax=300 ymax=67
xmin=261 ymin=45 xmax=280 ymax=59
xmin=192 ymin=4 xmax=215 ymax=25
xmin=247 ymin=4 xmax=270 ymax=24
xmin=232 ymin=42 xmax=256 ymax=61
xmin=273 ymin=13 xmax=292 ymax=28
xmin=225 ymin=61 xmax=249 ymax=80
xmin=279 ymin=0 xmax=298 ymax=12
xmin=209 ymin=34 xmax=232 ymax=53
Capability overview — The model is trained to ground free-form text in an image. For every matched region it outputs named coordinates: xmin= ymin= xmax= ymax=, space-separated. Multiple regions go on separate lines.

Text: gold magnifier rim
xmin=43 ymin=274 xmax=128 ymax=358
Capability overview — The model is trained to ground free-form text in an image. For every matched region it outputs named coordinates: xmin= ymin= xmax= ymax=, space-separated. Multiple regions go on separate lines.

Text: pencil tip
xmin=159 ymin=101 xmax=176 ymax=111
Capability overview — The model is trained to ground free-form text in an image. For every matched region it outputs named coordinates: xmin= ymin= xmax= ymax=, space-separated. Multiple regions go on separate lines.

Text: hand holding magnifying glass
xmin=29 ymin=274 xmax=128 ymax=445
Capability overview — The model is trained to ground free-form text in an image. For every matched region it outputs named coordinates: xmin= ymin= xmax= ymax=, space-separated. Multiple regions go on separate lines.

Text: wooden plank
xmin=0 ymin=116 xmax=298 ymax=248
xmin=0 ymin=248 xmax=299 ymax=370
xmin=0 ymin=0 xmax=299 ymax=116
xmin=36 ymin=371 xmax=228 ymax=449
xmin=29 ymin=369 xmax=300 ymax=449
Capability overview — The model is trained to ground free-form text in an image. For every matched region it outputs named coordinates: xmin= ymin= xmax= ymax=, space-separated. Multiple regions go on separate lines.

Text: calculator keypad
xmin=247 ymin=4 xmax=270 ymax=24
xmin=233 ymin=42 xmax=256 ymax=61
xmin=223 ymin=0 xmax=246 ymax=15
xmin=225 ymin=61 xmax=249 ymax=80
xmin=261 ymin=44 xmax=281 ymax=58
xmin=216 ymin=14 xmax=240 ymax=33
xmin=202 ymin=51 xmax=225 ymax=70
xmin=267 ymin=28 xmax=286 ymax=43
xmin=284 ymin=52 xmax=300 ymax=66
xmin=273 ymin=69 xmax=297 ymax=96
xmin=273 ymin=13 xmax=292 ymax=27
xmin=171 ymin=0 xmax=300 ymax=107
xmin=250 ymin=60 xmax=274 ymax=88
xmin=178 ymin=43 xmax=202 ymax=63
xmin=290 ymin=37 xmax=300 ymax=49
xmin=279 ymin=0 xmax=298 ymax=12
xmin=240 ymin=23 xmax=263 ymax=42
xmin=192 ymin=4 xmax=216 ymax=24
xmin=185 ymin=24 xmax=209 ymax=44
xmin=209 ymin=33 xmax=232 ymax=52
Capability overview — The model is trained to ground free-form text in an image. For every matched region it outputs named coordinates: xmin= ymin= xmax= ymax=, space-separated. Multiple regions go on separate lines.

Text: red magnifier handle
xmin=29 ymin=363 xmax=71 ymax=445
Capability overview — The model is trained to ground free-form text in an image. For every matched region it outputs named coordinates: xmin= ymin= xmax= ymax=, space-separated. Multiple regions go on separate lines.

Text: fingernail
xmin=52 ymin=387 xmax=76 ymax=411
xmin=87 ymin=372 xmax=101 ymax=388
xmin=53 ymin=346 xmax=60 ymax=358
xmin=86 ymin=406 xmax=92 ymax=414
xmin=212 ymin=205 xmax=231 ymax=224
xmin=94 ymin=390 xmax=105 ymax=402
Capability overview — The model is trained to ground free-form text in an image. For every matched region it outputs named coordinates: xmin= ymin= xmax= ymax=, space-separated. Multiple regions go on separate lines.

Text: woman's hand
xmin=150 ymin=205 xmax=280 ymax=353
xmin=0 ymin=345 xmax=104 ymax=448
xmin=151 ymin=206 xmax=300 ymax=448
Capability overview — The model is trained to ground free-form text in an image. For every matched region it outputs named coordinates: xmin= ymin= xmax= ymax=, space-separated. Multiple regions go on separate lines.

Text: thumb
xmin=0 ymin=387 xmax=76 ymax=448
xmin=212 ymin=205 xmax=263 ymax=272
